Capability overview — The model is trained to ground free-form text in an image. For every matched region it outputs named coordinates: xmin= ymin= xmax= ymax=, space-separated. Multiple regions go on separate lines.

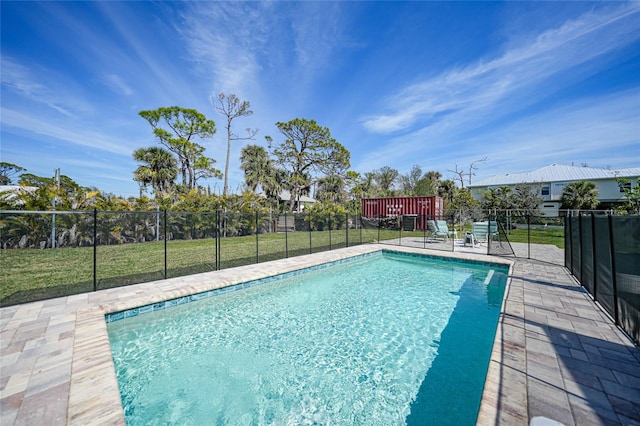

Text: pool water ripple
xmin=108 ymin=252 xmax=507 ymax=425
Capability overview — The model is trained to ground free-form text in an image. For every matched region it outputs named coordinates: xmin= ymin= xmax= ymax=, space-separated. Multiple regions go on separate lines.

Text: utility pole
xmin=468 ymin=157 xmax=487 ymax=186
xmin=51 ymin=168 xmax=60 ymax=248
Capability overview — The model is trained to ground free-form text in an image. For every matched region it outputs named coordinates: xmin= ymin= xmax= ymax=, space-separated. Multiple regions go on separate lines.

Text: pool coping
xmin=3 ymin=244 xmax=639 ymax=425
xmin=70 ymin=245 xmax=513 ymax=425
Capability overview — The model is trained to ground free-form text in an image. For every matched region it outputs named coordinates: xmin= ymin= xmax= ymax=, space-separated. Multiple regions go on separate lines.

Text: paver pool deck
xmin=1 ymin=244 xmax=639 ymax=425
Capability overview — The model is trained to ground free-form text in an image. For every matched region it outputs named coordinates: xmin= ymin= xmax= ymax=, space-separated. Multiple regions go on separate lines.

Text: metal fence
xmin=0 ymin=209 xmax=605 ymax=309
xmin=1 ymin=210 xmax=378 ymax=307
xmin=372 ymin=210 xmax=566 ymax=263
xmin=565 ymin=214 xmax=640 ymax=345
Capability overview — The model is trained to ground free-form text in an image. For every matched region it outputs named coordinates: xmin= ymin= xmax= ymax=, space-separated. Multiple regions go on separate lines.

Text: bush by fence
xmin=1 ymin=208 xmax=602 ymax=309
xmin=1 ymin=210 xmax=383 ymax=306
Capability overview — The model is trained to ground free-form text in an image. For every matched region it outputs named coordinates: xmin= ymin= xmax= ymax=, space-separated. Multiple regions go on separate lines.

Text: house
xmin=468 ymin=164 xmax=640 ymax=216
xmin=277 ymin=190 xmax=316 ymax=212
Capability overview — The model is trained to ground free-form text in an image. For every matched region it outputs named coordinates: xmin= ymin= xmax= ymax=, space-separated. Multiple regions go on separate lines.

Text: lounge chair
xmin=472 ymin=221 xmax=499 ymax=244
xmin=427 ymin=220 xmax=449 ymax=240
xmin=436 ymin=220 xmax=457 ymax=239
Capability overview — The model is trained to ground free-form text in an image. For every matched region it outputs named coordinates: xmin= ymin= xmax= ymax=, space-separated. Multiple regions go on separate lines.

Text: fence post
xmin=164 ymin=210 xmax=168 ymax=278
xmin=215 ymin=210 xmax=220 ymax=270
xmin=377 ymin=216 xmax=380 ymax=244
xmin=255 ymin=211 xmax=259 ymax=264
xmin=93 ymin=209 xmax=97 ymax=292
xmin=359 ymin=214 xmax=363 ymax=245
xmin=527 ymin=214 xmax=531 ymax=259
xmin=345 ymin=213 xmax=349 ymax=247
xmin=579 ymin=214 xmax=584 ymax=284
xmin=329 ymin=215 xmax=332 ymax=250
xmin=564 ymin=215 xmax=568 ymax=269
xmin=284 ymin=213 xmax=289 ymax=258
xmin=309 ymin=213 xmax=312 ymax=254
xmin=591 ymin=212 xmax=598 ymax=301
xmin=607 ymin=215 xmax=619 ymax=325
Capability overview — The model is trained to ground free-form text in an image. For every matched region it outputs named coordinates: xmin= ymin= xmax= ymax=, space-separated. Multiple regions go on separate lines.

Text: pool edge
xmin=68 ymin=245 xmax=515 ymax=425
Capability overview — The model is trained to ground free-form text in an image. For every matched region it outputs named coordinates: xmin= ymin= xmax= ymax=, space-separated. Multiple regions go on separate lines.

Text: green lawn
xmin=371 ymin=226 xmax=565 ymax=249
xmin=0 ymin=225 xmax=565 ymax=306
xmin=504 ymin=226 xmax=565 ymax=248
xmin=0 ymin=228 xmax=379 ymax=306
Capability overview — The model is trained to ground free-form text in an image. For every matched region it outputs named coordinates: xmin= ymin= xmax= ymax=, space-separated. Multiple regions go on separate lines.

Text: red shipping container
xmin=361 ymin=196 xmax=443 ymax=230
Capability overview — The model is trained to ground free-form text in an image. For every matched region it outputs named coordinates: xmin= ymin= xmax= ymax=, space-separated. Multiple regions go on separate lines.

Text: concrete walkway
xmin=478 ymin=256 xmax=640 ymax=425
xmin=1 ymin=244 xmax=638 ymax=425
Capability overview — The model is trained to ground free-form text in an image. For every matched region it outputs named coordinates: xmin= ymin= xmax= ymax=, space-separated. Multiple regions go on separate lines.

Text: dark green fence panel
xmin=593 ymin=216 xmax=615 ymax=317
xmin=0 ymin=211 xmax=94 ymax=305
xmin=611 ymin=216 xmax=640 ymax=344
xmin=218 ymin=212 xmax=257 ymax=270
xmin=570 ymin=217 xmax=581 ymax=281
xmin=564 ymin=216 xmax=572 ymax=270
xmin=567 ymin=214 xmax=639 ymax=346
xmin=95 ymin=211 xmax=164 ymax=290
xmin=165 ymin=212 xmax=217 ymax=279
xmin=257 ymin=212 xmax=287 ymax=263
xmin=580 ymin=215 xmax=595 ymax=295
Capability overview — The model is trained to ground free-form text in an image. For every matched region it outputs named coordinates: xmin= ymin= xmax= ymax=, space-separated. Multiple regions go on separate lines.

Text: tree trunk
xmin=223 ymin=119 xmax=232 ymax=196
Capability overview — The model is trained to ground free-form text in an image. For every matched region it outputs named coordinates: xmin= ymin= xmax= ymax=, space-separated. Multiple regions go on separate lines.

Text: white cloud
xmin=355 ymin=88 xmax=640 ymax=179
xmin=1 ymin=57 xmax=76 ymax=117
xmin=178 ymin=2 xmax=269 ymax=97
xmin=102 ymin=74 xmax=134 ymax=96
xmin=361 ymin=3 xmax=640 ymax=134
xmin=1 ymin=108 xmax=133 ymax=156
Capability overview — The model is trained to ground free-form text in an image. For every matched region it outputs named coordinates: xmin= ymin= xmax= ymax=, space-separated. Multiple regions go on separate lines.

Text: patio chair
xmin=472 ymin=221 xmax=499 ymax=244
xmin=436 ymin=220 xmax=457 ymax=239
xmin=428 ymin=220 xmax=449 ymax=240
xmin=472 ymin=222 xmax=489 ymax=244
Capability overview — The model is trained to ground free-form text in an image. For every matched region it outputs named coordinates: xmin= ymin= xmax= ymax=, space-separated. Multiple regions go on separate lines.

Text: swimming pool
xmin=107 ymin=250 xmax=508 ymax=425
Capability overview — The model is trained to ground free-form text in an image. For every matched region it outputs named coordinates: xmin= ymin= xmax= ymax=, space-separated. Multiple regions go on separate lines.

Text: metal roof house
xmin=468 ymin=164 xmax=640 ymax=216
xmin=277 ymin=190 xmax=316 ymax=212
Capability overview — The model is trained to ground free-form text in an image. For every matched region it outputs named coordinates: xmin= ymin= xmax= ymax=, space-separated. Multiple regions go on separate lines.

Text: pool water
xmin=107 ymin=251 xmax=508 ymax=425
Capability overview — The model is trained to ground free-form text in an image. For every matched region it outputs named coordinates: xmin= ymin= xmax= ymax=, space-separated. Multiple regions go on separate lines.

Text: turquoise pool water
xmin=107 ymin=251 xmax=508 ymax=425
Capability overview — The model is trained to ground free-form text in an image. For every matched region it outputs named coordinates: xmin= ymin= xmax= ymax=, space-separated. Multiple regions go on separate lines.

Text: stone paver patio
xmin=1 ymin=244 xmax=639 ymax=425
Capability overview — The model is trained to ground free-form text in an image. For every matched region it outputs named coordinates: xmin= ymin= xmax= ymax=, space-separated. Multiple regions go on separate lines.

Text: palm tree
xmin=424 ymin=170 xmax=442 ymax=186
xmin=481 ymin=186 xmax=513 ymax=210
xmin=132 ymin=147 xmax=177 ymax=196
xmin=438 ymin=179 xmax=458 ymax=204
xmin=561 ymin=181 xmax=599 ymax=211
xmin=375 ymin=166 xmax=399 ymax=196
xmin=239 ymin=145 xmax=281 ymax=197
xmin=315 ymin=175 xmax=345 ymax=204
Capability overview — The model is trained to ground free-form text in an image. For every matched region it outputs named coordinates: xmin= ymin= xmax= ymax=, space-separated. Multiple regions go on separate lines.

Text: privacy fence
xmin=565 ymin=214 xmax=640 ymax=345
xmin=1 ymin=209 xmax=568 ymax=307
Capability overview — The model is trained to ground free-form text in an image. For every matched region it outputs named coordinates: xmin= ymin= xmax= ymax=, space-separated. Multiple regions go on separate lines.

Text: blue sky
xmin=2 ymin=1 xmax=639 ymax=198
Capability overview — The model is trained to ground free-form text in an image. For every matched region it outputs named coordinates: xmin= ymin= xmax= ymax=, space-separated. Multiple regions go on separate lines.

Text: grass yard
xmin=504 ymin=226 xmax=565 ymax=248
xmin=0 ymin=228 xmax=378 ymax=306
xmin=0 ymin=224 xmax=564 ymax=306
xmin=370 ymin=226 xmax=565 ymax=249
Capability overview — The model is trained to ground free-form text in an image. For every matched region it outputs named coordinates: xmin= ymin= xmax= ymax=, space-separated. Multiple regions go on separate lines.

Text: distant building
xmin=468 ymin=164 xmax=640 ymax=216
xmin=278 ymin=190 xmax=316 ymax=212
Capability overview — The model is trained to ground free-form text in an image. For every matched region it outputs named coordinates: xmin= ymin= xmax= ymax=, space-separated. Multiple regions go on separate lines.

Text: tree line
xmin=1 ymin=91 xmax=638 ymax=215
xmin=0 ymin=92 xmax=476 ymax=215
